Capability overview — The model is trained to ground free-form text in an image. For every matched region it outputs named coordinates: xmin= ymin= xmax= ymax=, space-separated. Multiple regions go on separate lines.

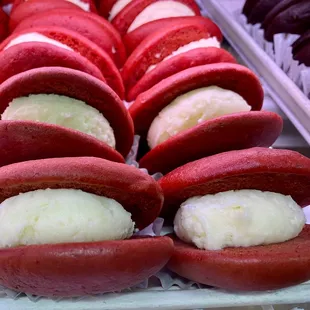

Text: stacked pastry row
xmin=241 ymin=0 xmax=310 ymax=94
xmin=0 ymin=0 xmax=309 ymax=299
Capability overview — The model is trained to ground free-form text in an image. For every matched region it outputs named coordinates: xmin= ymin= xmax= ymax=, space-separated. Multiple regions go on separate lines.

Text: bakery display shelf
xmin=198 ymin=0 xmax=310 ymax=147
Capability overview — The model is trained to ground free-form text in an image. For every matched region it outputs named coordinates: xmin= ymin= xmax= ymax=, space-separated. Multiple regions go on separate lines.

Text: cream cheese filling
xmin=0 ymin=189 xmax=135 ymax=248
xmin=146 ymin=37 xmax=221 ymax=73
xmin=147 ymin=86 xmax=251 ymax=149
xmin=109 ymin=0 xmax=132 ymax=21
xmin=174 ymin=189 xmax=306 ymax=250
xmin=1 ymin=94 xmax=116 ymax=148
xmin=127 ymin=1 xmax=195 ymax=33
xmin=4 ymin=32 xmax=73 ymax=51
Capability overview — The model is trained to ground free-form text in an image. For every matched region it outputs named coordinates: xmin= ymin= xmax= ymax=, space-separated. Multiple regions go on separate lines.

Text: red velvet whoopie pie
xmin=122 ymin=20 xmax=223 ymax=98
xmin=0 ymin=157 xmax=173 ymax=296
xmin=0 ymin=26 xmax=125 ymax=98
xmin=111 ymin=0 xmax=201 ymax=36
xmin=14 ymin=9 xmax=126 ymax=68
xmin=159 ymin=147 xmax=310 ymax=291
xmin=129 ymin=63 xmax=283 ymax=175
xmin=0 ymin=67 xmax=134 ymax=167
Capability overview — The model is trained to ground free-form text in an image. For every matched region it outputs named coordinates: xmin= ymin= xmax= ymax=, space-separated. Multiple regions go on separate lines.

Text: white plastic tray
xmin=1 ymin=282 xmax=310 ymax=310
xmin=198 ymin=0 xmax=310 ymax=146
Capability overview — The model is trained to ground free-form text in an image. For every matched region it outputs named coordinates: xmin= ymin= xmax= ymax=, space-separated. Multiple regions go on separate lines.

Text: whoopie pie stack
xmin=0 ymin=0 xmax=308 ymax=299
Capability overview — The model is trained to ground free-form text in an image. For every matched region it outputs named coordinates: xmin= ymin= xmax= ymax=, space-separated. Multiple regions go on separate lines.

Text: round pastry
xmin=12 ymin=0 xmax=97 ymax=12
xmin=129 ymin=63 xmax=283 ymax=175
xmin=0 ymin=6 xmax=8 ymax=40
xmin=0 ymin=67 xmax=134 ymax=167
xmin=0 ymin=41 xmax=105 ymax=84
xmin=243 ymin=0 xmax=283 ymax=25
xmin=0 ymin=157 xmax=173 ymax=296
xmin=0 ymin=26 xmax=125 ymax=98
xmin=263 ymin=0 xmax=309 ymax=41
xmin=123 ymin=16 xmax=222 ymax=55
xmin=14 ymin=9 xmax=127 ymax=68
xmin=159 ymin=147 xmax=310 ymax=291
xmin=292 ymin=30 xmax=310 ymax=66
xmin=110 ymin=0 xmax=201 ymax=36
xmin=122 ymin=21 xmax=223 ymax=97
xmin=9 ymin=0 xmax=83 ymax=31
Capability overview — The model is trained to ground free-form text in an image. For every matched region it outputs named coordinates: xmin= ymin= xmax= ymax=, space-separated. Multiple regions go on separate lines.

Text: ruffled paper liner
xmin=236 ymin=10 xmax=310 ymax=98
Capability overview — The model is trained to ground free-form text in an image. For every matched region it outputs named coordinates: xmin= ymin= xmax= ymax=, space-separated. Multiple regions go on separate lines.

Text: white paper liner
xmin=236 ymin=10 xmax=310 ymax=98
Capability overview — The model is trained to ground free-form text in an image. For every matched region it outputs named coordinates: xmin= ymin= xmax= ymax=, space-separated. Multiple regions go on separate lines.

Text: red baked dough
xmin=0 ymin=120 xmax=124 ymax=167
xmin=168 ymin=226 xmax=310 ymax=291
xmin=14 ymin=9 xmax=126 ymax=68
xmin=123 ymin=16 xmax=223 ymax=55
xmin=1 ymin=26 xmax=125 ymax=98
xmin=9 ymin=0 xmax=83 ymax=31
xmin=12 ymin=0 xmax=97 ymax=13
xmin=159 ymin=147 xmax=310 ymax=218
xmin=127 ymin=47 xmax=236 ymax=101
xmin=159 ymin=147 xmax=310 ymax=291
xmin=0 ymin=42 xmax=105 ymax=83
xmin=0 ymin=67 xmax=134 ymax=157
xmin=0 ymin=7 xmax=8 ymax=40
xmin=122 ymin=22 xmax=215 ymax=93
xmin=0 ymin=157 xmax=173 ymax=296
xmin=0 ymin=237 xmax=173 ymax=297
xmin=129 ymin=63 xmax=264 ymax=137
xmin=139 ymin=111 xmax=283 ymax=175
xmin=111 ymin=0 xmax=201 ymax=36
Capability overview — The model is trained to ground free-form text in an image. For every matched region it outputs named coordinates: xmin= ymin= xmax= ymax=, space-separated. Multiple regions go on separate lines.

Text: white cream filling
xmin=147 ymin=86 xmax=250 ymax=149
xmin=146 ymin=37 xmax=220 ymax=73
xmin=109 ymin=0 xmax=132 ymax=21
xmin=23 ymin=0 xmax=90 ymax=11
xmin=174 ymin=190 xmax=306 ymax=251
xmin=1 ymin=94 xmax=116 ymax=148
xmin=127 ymin=1 xmax=195 ymax=33
xmin=0 ymin=189 xmax=135 ymax=248
xmin=4 ymin=33 xmax=73 ymax=51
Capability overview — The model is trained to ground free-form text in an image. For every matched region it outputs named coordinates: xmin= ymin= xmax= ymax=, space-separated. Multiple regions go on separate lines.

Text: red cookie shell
xmin=0 ymin=7 xmax=8 ymax=40
xmin=0 ymin=67 xmax=134 ymax=157
xmin=12 ymin=0 xmax=97 ymax=13
xmin=139 ymin=111 xmax=283 ymax=175
xmin=98 ymin=0 xmax=118 ymax=19
xmin=0 ymin=27 xmax=125 ymax=98
xmin=0 ymin=120 xmax=124 ymax=167
xmin=159 ymin=147 xmax=310 ymax=218
xmin=129 ymin=63 xmax=264 ymax=137
xmin=122 ymin=22 xmax=215 ymax=93
xmin=9 ymin=0 xmax=83 ymax=31
xmin=0 ymin=237 xmax=173 ymax=297
xmin=123 ymin=16 xmax=223 ymax=55
xmin=0 ymin=42 xmax=105 ymax=83
xmin=14 ymin=9 xmax=126 ymax=68
xmin=112 ymin=0 xmax=201 ymax=36
xmin=0 ymin=157 xmax=172 ymax=296
xmin=168 ymin=226 xmax=310 ymax=291
xmin=127 ymin=47 xmax=236 ymax=101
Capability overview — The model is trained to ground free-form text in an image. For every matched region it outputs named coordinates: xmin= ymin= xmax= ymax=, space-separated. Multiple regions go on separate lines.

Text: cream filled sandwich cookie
xmin=0 ymin=67 xmax=133 ymax=167
xmin=159 ymin=147 xmax=310 ymax=291
xmin=0 ymin=157 xmax=173 ymax=296
xmin=129 ymin=63 xmax=282 ymax=174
